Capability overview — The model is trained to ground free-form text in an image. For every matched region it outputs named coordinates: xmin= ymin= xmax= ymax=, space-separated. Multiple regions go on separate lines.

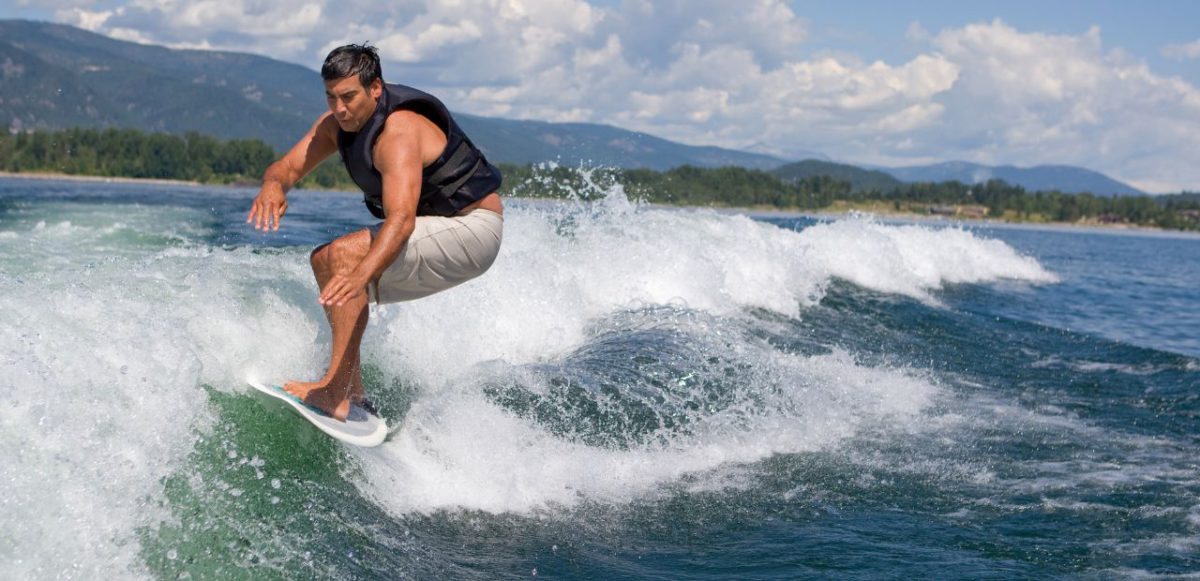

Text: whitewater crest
xmin=348 ymin=181 xmax=1058 ymax=516
xmin=364 ymin=184 xmax=1058 ymax=383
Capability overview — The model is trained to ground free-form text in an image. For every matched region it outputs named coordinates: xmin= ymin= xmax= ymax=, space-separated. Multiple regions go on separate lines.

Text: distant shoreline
xmin=721 ymin=203 xmax=1174 ymax=233
xmin=746 ymin=207 xmax=1200 ymax=238
xmin=0 ymin=170 xmax=204 ymax=187
xmin=1 ymin=170 xmax=1191 ymax=236
xmin=662 ymin=201 xmax=1190 ymax=236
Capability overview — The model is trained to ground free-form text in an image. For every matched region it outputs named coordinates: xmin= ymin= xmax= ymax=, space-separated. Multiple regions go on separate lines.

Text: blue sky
xmin=2 ymin=0 xmax=1198 ymax=192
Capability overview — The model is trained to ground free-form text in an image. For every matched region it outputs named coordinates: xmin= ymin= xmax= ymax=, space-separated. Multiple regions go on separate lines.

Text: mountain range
xmin=880 ymin=161 xmax=1145 ymax=197
xmin=0 ymin=19 xmax=1145 ymax=196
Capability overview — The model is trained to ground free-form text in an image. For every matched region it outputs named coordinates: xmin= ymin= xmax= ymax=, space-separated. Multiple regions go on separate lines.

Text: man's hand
xmin=319 ymin=271 xmax=370 ymax=307
xmin=245 ymin=114 xmax=339 ymax=232
xmin=247 ymin=184 xmax=289 ymax=231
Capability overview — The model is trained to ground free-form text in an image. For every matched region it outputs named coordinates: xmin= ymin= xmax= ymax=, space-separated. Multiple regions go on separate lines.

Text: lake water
xmin=1 ymin=176 xmax=1197 ymax=579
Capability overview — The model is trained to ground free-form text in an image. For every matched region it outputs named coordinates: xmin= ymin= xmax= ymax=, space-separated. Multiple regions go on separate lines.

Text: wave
xmin=0 ymin=203 xmax=321 ymax=578
xmin=0 ymin=188 xmax=1064 ymax=575
xmin=332 ymin=198 xmax=1058 ymax=515
xmin=359 ymin=199 xmax=1058 ymax=384
xmin=795 ymin=215 xmax=1058 ymax=300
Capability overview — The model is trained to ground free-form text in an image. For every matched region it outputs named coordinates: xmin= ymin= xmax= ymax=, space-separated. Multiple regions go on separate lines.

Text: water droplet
xmin=271 ymin=478 xmax=281 ymax=489
xmin=167 ymin=549 xmax=177 ymax=560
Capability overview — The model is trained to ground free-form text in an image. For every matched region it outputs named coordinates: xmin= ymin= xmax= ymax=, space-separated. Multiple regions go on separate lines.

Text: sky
xmin=2 ymin=0 xmax=1199 ymax=193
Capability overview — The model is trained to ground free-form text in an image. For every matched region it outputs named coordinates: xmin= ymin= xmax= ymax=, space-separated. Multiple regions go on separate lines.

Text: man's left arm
xmin=318 ymin=113 xmax=425 ymax=307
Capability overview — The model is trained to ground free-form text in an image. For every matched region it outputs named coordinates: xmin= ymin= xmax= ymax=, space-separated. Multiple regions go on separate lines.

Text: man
xmin=246 ymin=44 xmax=504 ymax=421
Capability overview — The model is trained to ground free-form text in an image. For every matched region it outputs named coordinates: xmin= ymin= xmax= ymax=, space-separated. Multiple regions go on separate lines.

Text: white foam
xmin=366 ymin=202 xmax=1056 ymax=388
xmin=343 ymin=195 xmax=1060 ymax=516
xmin=0 ymin=203 xmax=322 ymax=579
xmin=356 ymin=348 xmax=939 ymax=515
xmin=1030 ymin=354 xmax=1178 ymax=376
xmin=793 ymin=215 xmax=1058 ymax=301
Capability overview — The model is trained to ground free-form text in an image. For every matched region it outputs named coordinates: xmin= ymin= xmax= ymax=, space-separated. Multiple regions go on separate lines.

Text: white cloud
xmin=27 ymin=1 xmax=1200 ymax=191
xmin=934 ymin=22 xmax=1108 ymax=103
xmin=876 ymin=102 xmax=945 ymax=133
xmin=1163 ymin=39 xmax=1200 ymax=60
xmin=906 ymin=21 xmax=931 ymax=43
xmin=55 ymin=7 xmax=115 ymax=31
xmin=917 ymin=20 xmax=1200 ymax=192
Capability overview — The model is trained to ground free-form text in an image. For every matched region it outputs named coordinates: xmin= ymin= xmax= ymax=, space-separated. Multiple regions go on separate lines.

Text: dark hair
xmin=321 ymin=43 xmax=383 ymax=88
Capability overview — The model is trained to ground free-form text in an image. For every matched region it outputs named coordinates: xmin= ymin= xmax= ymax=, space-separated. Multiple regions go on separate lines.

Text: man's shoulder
xmin=380 ymin=108 xmax=444 ymax=139
xmin=375 ymin=108 xmax=448 ymax=167
xmin=383 ymin=108 xmax=432 ymax=124
xmin=311 ymin=112 xmax=341 ymax=140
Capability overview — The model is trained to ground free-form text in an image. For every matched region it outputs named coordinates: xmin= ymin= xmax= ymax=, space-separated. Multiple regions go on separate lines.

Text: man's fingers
xmin=248 ymin=195 xmax=287 ymax=232
xmin=256 ymin=203 xmax=275 ymax=231
xmin=330 ymin=287 xmax=360 ymax=306
xmin=254 ymin=203 xmax=266 ymax=230
xmin=319 ymin=276 xmax=363 ymax=306
xmin=319 ymin=278 xmax=342 ymax=304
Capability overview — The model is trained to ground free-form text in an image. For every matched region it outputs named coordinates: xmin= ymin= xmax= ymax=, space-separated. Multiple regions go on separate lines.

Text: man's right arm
xmin=247 ymin=113 xmax=340 ymax=231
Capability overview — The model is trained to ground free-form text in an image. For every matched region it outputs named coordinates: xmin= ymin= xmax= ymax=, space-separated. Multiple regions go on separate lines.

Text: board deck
xmin=247 ymin=378 xmax=387 ymax=447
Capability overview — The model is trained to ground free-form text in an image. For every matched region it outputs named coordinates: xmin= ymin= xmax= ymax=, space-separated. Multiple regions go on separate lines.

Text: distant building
xmin=927 ymin=204 xmax=989 ymax=219
xmin=958 ymin=205 xmax=989 ymax=219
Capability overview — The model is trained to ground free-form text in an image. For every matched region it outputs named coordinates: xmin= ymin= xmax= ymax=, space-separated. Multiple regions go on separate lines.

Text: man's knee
xmin=310 ymin=243 xmax=331 ymax=271
xmin=314 ymin=230 xmax=371 ymax=273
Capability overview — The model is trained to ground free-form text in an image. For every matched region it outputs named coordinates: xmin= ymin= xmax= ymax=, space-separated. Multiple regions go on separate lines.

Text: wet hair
xmin=321 ymin=43 xmax=383 ymax=88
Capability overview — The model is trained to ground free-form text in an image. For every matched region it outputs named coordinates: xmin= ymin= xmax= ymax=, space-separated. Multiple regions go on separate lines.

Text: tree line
xmin=2 ymin=128 xmax=1197 ymax=230
xmin=502 ymin=163 xmax=1200 ymax=231
xmin=0 ymin=128 xmax=275 ymax=183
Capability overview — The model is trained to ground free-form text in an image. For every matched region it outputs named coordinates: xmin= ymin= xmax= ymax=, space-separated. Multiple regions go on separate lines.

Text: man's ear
xmin=370 ymin=78 xmax=383 ymax=99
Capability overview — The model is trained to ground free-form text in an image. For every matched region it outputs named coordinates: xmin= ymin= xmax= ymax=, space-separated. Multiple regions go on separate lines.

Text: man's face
xmin=324 ymin=76 xmax=382 ymax=132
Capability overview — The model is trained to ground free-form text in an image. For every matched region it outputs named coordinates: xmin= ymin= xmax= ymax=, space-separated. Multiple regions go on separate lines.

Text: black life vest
xmin=337 ymin=83 xmax=502 ymax=218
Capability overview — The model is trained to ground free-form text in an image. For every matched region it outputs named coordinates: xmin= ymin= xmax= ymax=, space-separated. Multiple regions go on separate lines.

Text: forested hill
xmin=772 ymin=160 xmax=904 ymax=193
xmin=0 ymin=19 xmax=783 ymax=171
xmin=455 ymin=114 xmax=784 ymax=171
xmin=882 ymin=161 xmax=1147 ymax=197
xmin=0 ymin=19 xmax=321 ymax=150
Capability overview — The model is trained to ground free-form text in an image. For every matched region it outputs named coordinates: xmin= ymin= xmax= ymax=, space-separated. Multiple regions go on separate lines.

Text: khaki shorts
xmin=366 ymin=208 xmax=503 ymax=304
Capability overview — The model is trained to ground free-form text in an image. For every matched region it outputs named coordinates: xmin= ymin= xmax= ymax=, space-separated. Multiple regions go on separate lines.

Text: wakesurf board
xmin=247 ymin=378 xmax=387 ymax=447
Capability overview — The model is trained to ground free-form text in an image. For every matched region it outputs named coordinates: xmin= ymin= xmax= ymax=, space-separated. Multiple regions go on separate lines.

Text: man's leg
xmin=283 ymin=229 xmax=373 ymax=421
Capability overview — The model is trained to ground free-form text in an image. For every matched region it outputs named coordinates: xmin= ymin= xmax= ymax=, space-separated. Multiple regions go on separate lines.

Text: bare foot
xmin=283 ymin=380 xmax=351 ymax=422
